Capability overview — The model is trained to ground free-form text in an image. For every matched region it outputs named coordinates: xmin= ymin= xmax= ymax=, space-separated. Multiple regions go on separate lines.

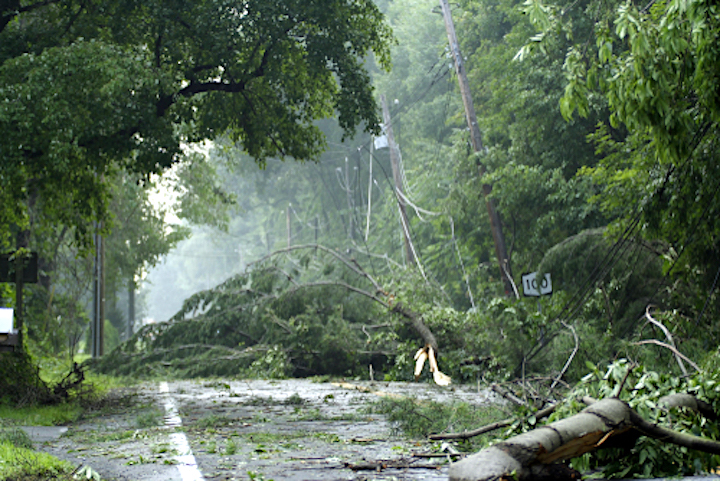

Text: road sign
xmin=522 ymin=272 xmax=552 ymax=297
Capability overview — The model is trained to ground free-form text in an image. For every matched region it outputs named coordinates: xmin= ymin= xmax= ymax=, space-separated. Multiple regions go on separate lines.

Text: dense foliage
xmin=0 ymin=0 xmax=392 ymax=247
xmin=127 ymin=0 xmax=720 ymax=389
xmin=0 ymin=0 xmax=394 ymax=359
xmin=4 ymin=0 xmax=720 ymax=476
xmin=548 ymin=358 xmax=720 ymax=478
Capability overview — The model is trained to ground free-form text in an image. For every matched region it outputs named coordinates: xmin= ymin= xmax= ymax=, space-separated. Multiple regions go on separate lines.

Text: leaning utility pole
xmin=439 ymin=0 xmax=514 ymax=296
xmin=381 ymin=94 xmax=417 ymax=268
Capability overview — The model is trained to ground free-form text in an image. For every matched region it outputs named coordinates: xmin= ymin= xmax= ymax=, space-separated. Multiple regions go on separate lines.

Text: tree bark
xmin=449 ymin=397 xmax=720 ymax=481
xmin=391 ymin=302 xmax=437 ymax=353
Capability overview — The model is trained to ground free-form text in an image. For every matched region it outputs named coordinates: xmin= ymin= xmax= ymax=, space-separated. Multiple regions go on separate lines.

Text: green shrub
xmin=0 ymin=441 xmax=73 ymax=481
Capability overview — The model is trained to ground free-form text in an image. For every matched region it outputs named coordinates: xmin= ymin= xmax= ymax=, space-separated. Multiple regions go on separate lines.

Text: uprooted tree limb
xmin=449 ymin=396 xmax=720 ymax=481
xmin=284 ymin=279 xmax=438 ymax=353
xmin=255 ymin=244 xmax=440 ymax=352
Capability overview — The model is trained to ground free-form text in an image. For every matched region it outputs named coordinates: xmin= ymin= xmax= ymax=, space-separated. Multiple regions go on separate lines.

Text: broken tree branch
xmin=391 ymin=302 xmax=438 ymax=353
xmin=633 ymin=339 xmax=700 ymax=373
xmin=248 ymin=243 xmax=383 ymax=293
xmin=449 ymin=397 xmax=720 ymax=481
xmin=643 ymin=306 xmax=687 ymax=375
xmin=549 ymin=321 xmax=578 ymax=394
xmin=491 ymin=383 xmax=527 ymax=407
xmin=251 ymin=244 xmax=441 ymax=355
xmin=429 ymin=403 xmax=557 ymax=441
xmin=659 ymin=393 xmax=719 ymax=421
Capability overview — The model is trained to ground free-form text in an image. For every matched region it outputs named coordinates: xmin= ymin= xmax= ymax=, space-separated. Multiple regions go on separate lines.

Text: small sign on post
xmin=0 ymin=308 xmax=13 ymax=333
xmin=522 ymin=272 xmax=552 ymax=297
xmin=0 ymin=307 xmax=18 ymax=351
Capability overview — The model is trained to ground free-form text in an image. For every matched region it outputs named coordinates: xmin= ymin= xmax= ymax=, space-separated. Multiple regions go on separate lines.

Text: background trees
xmin=0 ymin=0 xmax=394 ymax=353
xmin=0 ymin=0 xmax=392 ymax=245
xmin=4 ymin=0 xmax=719 ymax=405
xmin=131 ymin=0 xmax=694 ymax=366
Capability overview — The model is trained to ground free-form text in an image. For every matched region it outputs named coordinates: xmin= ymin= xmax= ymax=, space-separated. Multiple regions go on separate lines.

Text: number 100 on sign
xmin=522 ymin=272 xmax=552 ymax=297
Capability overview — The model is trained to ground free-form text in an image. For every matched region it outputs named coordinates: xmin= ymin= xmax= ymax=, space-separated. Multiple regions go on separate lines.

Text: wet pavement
xmin=35 ymin=379 xmax=497 ymax=481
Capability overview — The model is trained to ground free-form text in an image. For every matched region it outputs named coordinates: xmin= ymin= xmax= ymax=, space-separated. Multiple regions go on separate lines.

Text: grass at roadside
xmin=0 ymin=356 xmax=134 ymax=480
xmin=369 ymin=397 xmax=508 ymax=452
xmin=0 ymin=402 xmax=83 ymax=427
xmin=0 ymin=441 xmax=75 ymax=481
xmin=0 ymin=365 xmax=131 ymax=427
xmin=0 ymin=428 xmax=74 ymax=481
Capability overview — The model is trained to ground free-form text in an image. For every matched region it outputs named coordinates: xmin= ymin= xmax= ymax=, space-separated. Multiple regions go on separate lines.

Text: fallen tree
xmin=96 ymin=244 xmax=450 ymax=379
xmin=448 ymin=358 xmax=720 ymax=480
xmin=449 ymin=396 xmax=720 ymax=481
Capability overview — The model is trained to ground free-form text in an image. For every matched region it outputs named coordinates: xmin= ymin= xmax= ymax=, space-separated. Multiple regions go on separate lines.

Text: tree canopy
xmin=0 ymin=0 xmax=393 ymax=247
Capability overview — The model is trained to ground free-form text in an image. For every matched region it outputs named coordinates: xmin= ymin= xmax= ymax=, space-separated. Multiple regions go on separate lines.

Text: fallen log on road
xmin=449 ymin=397 xmax=720 ymax=481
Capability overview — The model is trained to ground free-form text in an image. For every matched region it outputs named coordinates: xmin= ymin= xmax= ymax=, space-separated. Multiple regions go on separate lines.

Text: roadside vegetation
xmin=0 ymin=428 xmax=74 ymax=481
xmin=0 ymin=350 xmax=132 ymax=481
xmin=1 ymin=0 xmax=720 ymax=479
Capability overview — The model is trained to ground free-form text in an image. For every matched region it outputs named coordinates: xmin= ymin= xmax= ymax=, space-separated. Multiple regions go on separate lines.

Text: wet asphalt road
xmin=32 ymin=379 xmax=496 ymax=481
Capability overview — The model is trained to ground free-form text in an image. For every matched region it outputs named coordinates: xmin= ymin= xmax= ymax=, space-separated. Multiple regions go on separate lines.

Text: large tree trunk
xmin=449 ymin=397 xmax=720 ymax=481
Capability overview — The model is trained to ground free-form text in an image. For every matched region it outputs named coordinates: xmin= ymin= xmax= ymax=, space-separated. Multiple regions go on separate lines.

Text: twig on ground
xmin=345 ymin=460 xmax=442 ymax=471
xmin=429 ymin=403 xmax=557 ymax=441
xmin=491 ymin=383 xmax=527 ymax=407
xmin=412 ymin=452 xmax=465 ymax=458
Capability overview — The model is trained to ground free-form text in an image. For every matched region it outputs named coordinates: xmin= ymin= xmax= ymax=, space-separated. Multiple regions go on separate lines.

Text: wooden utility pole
xmin=127 ymin=279 xmax=135 ymax=340
xmin=439 ymin=0 xmax=514 ymax=296
xmin=92 ymin=227 xmax=105 ymax=357
xmin=344 ymin=157 xmax=355 ymax=241
xmin=381 ymin=94 xmax=417 ymax=268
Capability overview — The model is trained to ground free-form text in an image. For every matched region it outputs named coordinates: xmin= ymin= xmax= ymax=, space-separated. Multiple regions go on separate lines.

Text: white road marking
xmin=159 ymin=382 xmax=205 ymax=481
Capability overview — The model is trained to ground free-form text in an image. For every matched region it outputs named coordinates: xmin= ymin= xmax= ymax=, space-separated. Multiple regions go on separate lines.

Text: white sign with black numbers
xmin=522 ymin=272 xmax=552 ymax=297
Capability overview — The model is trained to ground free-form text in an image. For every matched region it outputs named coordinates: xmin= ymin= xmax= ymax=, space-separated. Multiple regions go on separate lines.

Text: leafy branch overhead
xmin=0 ymin=0 xmax=393 ymax=247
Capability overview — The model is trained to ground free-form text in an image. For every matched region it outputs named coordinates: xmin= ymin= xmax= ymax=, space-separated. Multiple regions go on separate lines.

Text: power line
xmin=522 ymin=121 xmax=717 ymax=369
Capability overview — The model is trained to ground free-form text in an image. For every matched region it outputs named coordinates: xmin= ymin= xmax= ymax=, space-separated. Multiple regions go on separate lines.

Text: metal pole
xmin=127 ymin=278 xmax=135 ymax=340
xmin=14 ymin=231 xmax=28 ymax=352
xmin=365 ymin=141 xmax=374 ymax=242
xmin=99 ymin=229 xmax=105 ymax=356
xmin=345 ymin=157 xmax=355 ymax=241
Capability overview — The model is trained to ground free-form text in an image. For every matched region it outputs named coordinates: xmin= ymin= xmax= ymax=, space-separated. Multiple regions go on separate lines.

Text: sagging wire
xmin=450 ymin=217 xmax=476 ymax=310
xmin=395 ymin=189 xmax=441 ymax=222
xmin=288 ymin=203 xmax=329 ymax=231
xmin=396 ymin=196 xmax=428 ymax=280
